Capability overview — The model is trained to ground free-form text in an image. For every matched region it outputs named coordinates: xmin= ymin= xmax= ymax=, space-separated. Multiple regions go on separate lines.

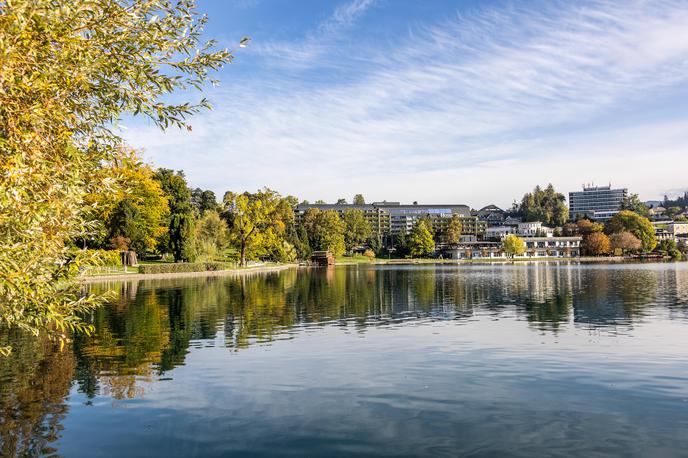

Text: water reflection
xmin=1 ymin=262 xmax=688 ymax=457
xmin=0 ymin=333 xmax=74 ymax=457
xmin=72 ymin=263 xmax=688 ymax=392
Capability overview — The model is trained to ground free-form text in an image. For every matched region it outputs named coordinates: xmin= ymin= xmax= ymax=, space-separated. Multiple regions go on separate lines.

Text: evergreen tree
xmin=108 ymin=200 xmax=148 ymax=255
xmin=518 ymin=184 xmax=568 ymax=226
xmin=154 ymin=169 xmax=196 ymax=261
xmin=395 ymin=229 xmax=410 ymax=257
xmin=169 ymin=213 xmax=196 ymax=262
xmin=621 ymin=194 xmax=649 ymax=216
xmin=191 ymin=188 xmax=219 ymax=215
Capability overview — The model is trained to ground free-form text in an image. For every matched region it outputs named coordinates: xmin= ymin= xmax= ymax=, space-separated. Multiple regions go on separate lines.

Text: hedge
xmin=138 ymin=262 xmax=229 ymax=275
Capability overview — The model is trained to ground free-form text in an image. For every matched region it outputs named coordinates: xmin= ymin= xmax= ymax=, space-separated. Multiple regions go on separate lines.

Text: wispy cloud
xmin=253 ymin=0 xmax=377 ymax=68
xmin=125 ymin=0 xmax=688 ymax=206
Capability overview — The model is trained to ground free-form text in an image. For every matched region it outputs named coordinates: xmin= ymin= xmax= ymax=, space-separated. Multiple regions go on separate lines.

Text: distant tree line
xmin=95 ymin=174 xmax=687 ymax=264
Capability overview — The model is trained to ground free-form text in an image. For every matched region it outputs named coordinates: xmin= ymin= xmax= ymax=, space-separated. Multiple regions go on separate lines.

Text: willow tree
xmin=0 ymin=0 xmax=235 ymax=354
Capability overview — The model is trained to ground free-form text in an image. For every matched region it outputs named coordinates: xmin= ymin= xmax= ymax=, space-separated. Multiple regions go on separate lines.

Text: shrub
xmin=138 ymin=262 xmax=228 ymax=274
xmin=363 ymin=249 xmax=376 ymax=259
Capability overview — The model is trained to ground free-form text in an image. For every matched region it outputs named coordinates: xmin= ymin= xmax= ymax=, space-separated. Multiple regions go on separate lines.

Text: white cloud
xmin=124 ymin=0 xmax=688 ymax=206
xmin=253 ymin=0 xmax=377 ymax=68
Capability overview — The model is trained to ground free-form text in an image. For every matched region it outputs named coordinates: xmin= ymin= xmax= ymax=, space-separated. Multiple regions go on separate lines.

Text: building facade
xmin=294 ymin=201 xmax=486 ymax=240
xmin=568 ymin=184 xmax=627 ymax=222
xmin=448 ymin=236 xmax=582 ymax=260
xmin=668 ymin=222 xmax=688 ymax=236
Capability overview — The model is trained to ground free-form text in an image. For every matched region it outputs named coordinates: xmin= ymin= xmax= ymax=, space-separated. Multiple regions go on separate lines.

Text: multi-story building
xmin=653 ymin=221 xmax=688 ymax=243
xmin=668 ymin=222 xmax=688 ymax=236
xmin=485 ymin=221 xmax=553 ymax=240
xmin=447 ymin=236 xmax=582 ymax=259
xmin=475 ymin=204 xmax=506 ymax=225
xmin=485 ymin=226 xmax=514 ymax=240
xmin=568 ymin=184 xmax=627 ymax=222
xmin=294 ymin=203 xmax=388 ymax=234
xmin=293 ymin=201 xmax=486 ymax=241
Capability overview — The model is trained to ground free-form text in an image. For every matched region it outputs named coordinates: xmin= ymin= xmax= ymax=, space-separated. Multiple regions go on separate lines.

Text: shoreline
xmin=81 ymin=256 xmax=675 ymax=282
xmin=336 ymin=256 xmax=653 ymax=265
xmin=80 ymin=263 xmax=298 ymax=283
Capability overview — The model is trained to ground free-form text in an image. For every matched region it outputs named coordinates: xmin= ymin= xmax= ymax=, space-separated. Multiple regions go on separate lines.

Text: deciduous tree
xmin=224 ymin=189 xmax=292 ymax=266
xmin=610 ymin=231 xmax=642 ymax=254
xmin=577 ymin=219 xmax=604 ymax=235
xmin=343 ymin=209 xmax=372 ymax=252
xmin=583 ymin=232 xmax=611 ymax=256
xmin=606 ymin=210 xmax=657 ymax=251
xmin=409 ymin=220 xmax=435 ymax=258
xmin=444 ymin=214 xmax=463 ymax=245
xmin=191 ymin=189 xmax=219 ymax=215
xmin=98 ymin=156 xmax=169 ymax=257
xmin=195 ymin=210 xmax=229 ymax=261
xmin=503 ymin=234 xmax=526 ymax=259
xmin=310 ymin=210 xmax=346 ymax=256
xmin=0 ymin=0 xmax=231 ymax=354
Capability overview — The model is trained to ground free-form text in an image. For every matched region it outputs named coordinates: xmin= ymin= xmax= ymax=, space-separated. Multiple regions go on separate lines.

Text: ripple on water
xmin=2 ymin=263 xmax=688 ymax=457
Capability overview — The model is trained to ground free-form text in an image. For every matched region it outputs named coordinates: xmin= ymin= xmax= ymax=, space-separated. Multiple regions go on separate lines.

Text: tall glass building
xmin=568 ymin=184 xmax=627 ymax=221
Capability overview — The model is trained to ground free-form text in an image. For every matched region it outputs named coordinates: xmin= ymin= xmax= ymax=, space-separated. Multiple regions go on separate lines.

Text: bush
xmin=363 ymin=249 xmax=376 ymax=259
xmin=138 ymin=262 xmax=228 ymax=274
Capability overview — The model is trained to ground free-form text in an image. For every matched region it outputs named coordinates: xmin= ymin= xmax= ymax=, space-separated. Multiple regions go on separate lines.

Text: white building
xmin=486 ymin=221 xmax=555 ymax=240
xmin=668 ymin=222 xmax=688 ymax=236
xmin=485 ymin=226 xmax=514 ymax=240
xmin=517 ymin=221 xmax=542 ymax=236
xmin=516 ymin=221 xmax=554 ymax=237
xmin=448 ymin=237 xmax=582 ymax=260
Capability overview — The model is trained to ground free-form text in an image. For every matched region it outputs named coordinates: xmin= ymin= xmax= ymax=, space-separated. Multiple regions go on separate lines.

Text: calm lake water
xmin=2 ymin=262 xmax=688 ymax=457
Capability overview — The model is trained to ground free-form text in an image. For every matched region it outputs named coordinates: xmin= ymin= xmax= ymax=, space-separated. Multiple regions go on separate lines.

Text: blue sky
xmin=124 ymin=0 xmax=688 ymax=208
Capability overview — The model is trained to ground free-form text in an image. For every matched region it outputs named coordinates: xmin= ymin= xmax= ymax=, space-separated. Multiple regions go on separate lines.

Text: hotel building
xmin=294 ymin=201 xmax=487 ymax=239
xmin=568 ymin=184 xmax=627 ymax=222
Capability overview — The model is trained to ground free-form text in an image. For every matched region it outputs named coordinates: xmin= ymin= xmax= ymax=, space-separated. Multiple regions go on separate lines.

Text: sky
xmin=123 ymin=0 xmax=688 ymax=209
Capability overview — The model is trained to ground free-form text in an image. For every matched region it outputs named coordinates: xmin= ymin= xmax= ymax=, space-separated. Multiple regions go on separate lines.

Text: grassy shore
xmin=80 ymin=262 xmax=297 ymax=283
xmin=82 ymin=255 xmax=662 ymax=281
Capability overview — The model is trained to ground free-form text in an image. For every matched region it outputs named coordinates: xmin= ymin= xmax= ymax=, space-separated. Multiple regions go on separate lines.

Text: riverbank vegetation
xmin=0 ymin=0 xmax=234 ymax=354
xmin=1 ymin=2 xmax=687 ymax=356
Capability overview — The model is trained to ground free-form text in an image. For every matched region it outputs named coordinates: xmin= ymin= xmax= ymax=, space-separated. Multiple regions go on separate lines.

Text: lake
xmin=2 ymin=262 xmax=688 ymax=457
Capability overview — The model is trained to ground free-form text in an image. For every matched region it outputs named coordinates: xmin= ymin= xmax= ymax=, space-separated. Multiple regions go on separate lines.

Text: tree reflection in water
xmin=1 ymin=262 xmax=687 ymax=457
xmin=0 ymin=333 xmax=74 ymax=457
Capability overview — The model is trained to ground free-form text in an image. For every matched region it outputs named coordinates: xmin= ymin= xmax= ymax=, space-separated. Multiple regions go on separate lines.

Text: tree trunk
xmin=240 ymin=240 xmax=246 ymax=267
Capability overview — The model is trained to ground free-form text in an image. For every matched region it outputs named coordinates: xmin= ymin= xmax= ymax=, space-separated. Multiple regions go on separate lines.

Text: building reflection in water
xmin=1 ymin=262 xmax=687 ymax=455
